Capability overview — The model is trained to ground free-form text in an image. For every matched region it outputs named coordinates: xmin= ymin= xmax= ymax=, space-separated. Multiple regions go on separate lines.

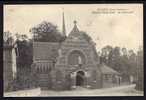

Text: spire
xmin=62 ymin=9 xmax=66 ymax=37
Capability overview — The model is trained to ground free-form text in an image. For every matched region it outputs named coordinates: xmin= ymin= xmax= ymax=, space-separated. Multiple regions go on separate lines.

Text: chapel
xmin=31 ymin=12 xmax=120 ymax=90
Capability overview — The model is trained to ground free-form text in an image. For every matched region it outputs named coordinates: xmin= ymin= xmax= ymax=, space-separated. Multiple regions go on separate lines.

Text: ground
xmin=4 ymin=84 xmax=143 ymax=97
xmin=39 ymin=85 xmax=143 ymax=96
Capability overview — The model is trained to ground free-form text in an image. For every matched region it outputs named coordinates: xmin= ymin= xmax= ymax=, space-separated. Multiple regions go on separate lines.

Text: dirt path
xmin=40 ymin=84 xmax=143 ymax=96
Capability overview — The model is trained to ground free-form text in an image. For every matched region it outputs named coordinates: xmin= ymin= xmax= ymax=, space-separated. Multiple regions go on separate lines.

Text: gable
xmin=65 ymin=21 xmax=91 ymax=44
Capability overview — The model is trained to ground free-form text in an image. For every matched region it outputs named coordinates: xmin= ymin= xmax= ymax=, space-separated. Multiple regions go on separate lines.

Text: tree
xmin=15 ymin=34 xmax=33 ymax=90
xmin=30 ymin=21 xmax=65 ymax=42
xmin=128 ymin=50 xmax=137 ymax=76
xmin=15 ymin=33 xmax=28 ymax=41
xmin=120 ymin=48 xmax=131 ymax=82
xmin=3 ymin=31 xmax=12 ymax=42
xmin=108 ymin=47 xmax=121 ymax=70
xmin=101 ymin=45 xmax=113 ymax=64
xmin=100 ymin=45 xmax=143 ymax=85
xmin=135 ymin=47 xmax=143 ymax=91
xmin=121 ymin=48 xmax=128 ymax=56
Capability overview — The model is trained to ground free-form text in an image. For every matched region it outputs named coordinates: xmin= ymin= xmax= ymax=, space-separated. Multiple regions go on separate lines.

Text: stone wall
xmin=51 ymin=39 xmax=102 ymax=90
xmin=33 ymin=42 xmax=59 ymax=62
xmin=32 ymin=35 xmax=102 ymax=90
xmin=3 ymin=44 xmax=17 ymax=92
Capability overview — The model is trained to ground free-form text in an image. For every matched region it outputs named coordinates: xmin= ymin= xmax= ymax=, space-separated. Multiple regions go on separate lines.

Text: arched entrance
xmin=76 ymin=71 xmax=85 ymax=86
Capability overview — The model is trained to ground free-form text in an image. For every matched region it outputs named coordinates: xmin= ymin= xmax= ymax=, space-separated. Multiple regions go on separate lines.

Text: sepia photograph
xmin=3 ymin=4 xmax=143 ymax=97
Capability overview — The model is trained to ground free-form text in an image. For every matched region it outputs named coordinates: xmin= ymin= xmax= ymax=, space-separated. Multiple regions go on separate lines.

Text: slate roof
xmin=100 ymin=64 xmax=120 ymax=75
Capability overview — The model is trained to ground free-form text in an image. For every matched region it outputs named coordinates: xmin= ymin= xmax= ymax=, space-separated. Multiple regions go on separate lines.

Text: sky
xmin=4 ymin=4 xmax=143 ymax=52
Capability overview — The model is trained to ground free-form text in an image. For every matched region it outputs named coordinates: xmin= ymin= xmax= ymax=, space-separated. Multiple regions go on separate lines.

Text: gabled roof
xmin=68 ymin=20 xmax=80 ymax=38
xmin=100 ymin=64 xmax=120 ymax=75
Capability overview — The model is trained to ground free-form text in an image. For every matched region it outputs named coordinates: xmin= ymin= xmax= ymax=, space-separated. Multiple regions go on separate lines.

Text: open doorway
xmin=76 ymin=71 xmax=85 ymax=86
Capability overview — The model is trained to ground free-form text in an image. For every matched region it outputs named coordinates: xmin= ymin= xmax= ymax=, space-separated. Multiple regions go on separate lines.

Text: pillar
xmin=85 ymin=71 xmax=91 ymax=88
xmin=70 ymin=72 xmax=76 ymax=89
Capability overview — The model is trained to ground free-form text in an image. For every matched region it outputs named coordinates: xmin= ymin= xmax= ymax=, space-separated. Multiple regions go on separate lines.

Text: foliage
xmin=80 ymin=31 xmax=92 ymax=43
xmin=14 ymin=35 xmax=33 ymax=90
xmin=100 ymin=45 xmax=143 ymax=90
xmin=30 ymin=21 xmax=65 ymax=42
xmin=3 ymin=31 xmax=12 ymax=42
xmin=135 ymin=48 xmax=143 ymax=91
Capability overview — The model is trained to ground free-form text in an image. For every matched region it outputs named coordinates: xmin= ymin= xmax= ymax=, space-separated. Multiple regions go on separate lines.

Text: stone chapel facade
xmin=31 ymin=12 xmax=121 ymax=90
xmin=32 ymin=20 xmax=104 ymax=90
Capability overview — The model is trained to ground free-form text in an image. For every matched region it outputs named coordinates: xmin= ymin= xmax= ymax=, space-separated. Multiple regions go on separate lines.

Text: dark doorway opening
xmin=76 ymin=71 xmax=85 ymax=86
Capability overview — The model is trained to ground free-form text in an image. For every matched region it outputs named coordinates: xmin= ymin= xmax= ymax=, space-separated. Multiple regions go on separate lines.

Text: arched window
xmin=68 ymin=50 xmax=86 ymax=65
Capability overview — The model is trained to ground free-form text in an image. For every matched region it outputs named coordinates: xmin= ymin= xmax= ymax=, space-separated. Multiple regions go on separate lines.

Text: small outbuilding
xmin=100 ymin=63 xmax=121 ymax=88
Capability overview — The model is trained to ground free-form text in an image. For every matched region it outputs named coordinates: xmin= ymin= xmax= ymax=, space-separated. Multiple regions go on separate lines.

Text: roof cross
xmin=74 ymin=20 xmax=77 ymax=25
